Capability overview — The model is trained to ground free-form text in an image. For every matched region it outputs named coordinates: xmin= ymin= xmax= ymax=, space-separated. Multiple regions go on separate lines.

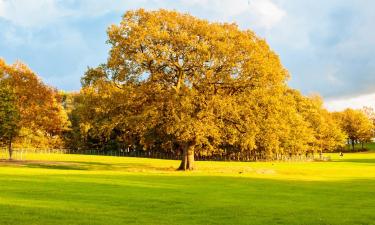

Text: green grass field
xmin=0 ymin=149 xmax=374 ymax=225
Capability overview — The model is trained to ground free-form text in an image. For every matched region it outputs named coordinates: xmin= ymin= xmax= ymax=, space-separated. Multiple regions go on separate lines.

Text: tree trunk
xmin=351 ymin=139 xmax=355 ymax=151
xmin=361 ymin=142 xmax=364 ymax=150
xmin=8 ymin=136 xmax=13 ymax=160
xmin=178 ymin=143 xmax=195 ymax=171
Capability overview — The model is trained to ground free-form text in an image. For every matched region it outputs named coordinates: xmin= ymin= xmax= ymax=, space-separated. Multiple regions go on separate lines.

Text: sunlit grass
xmin=0 ymin=150 xmax=374 ymax=225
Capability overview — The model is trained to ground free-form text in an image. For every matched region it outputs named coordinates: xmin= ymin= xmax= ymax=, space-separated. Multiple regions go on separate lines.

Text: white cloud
xmin=0 ymin=0 xmax=5 ymax=16
xmin=248 ymin=0 xmax=285 ymax=29
xmin=181 ymin=0 xmax=249 ymax=17
xmin=0 ymin=0 xmax=286 ymax=29
xmin=0 ymin=0 xmax=71 ymax=27
xmin=85 ymin=0 xmax=286 ymax=30
xmin=325 ymin=93 xmax=375 ymax=111
xmin=174 ymin=0 xmax=286 ymax=29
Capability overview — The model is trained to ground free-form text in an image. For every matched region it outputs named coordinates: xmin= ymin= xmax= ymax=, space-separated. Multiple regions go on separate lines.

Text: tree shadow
xmin=18 ymin=160 xmax=177 ymax=172
xmin=25 ymin=163 xmax=89 ymax=170
xmin=338 ymin=158 xmax=375 ymax=164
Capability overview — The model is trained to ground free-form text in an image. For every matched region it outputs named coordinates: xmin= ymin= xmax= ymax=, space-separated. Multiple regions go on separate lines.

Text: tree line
xmin=1 ymin=9 xmax=374 ymax=169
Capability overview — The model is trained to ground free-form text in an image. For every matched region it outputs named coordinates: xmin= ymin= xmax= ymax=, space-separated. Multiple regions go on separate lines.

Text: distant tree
xmin=291 ymin=92 xmax=346 ymax=153
xmin=67 ymin=82 xmax=130 ymax=151
xmin=60 ymin=92 xmax=87 ymax=151
xmin=0 ymin=59 xmax=70 ymax=156
xmin=334 ymin=109 xmax=374 ymax=151
xmin=362 ymin=106 xmax=375 ymax=126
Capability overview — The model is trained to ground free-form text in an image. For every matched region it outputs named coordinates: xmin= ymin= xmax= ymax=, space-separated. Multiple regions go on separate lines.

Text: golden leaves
xmin=76 ymin=9 xmax=354 ymax=158
xmin=0 ymin=59 xmax=70 ymax=148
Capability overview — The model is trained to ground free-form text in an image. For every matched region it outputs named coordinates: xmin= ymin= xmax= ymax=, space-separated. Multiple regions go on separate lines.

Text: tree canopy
xmin=333 ymin=109 xmax=374 ymax=150
xmin=79 ymin=9 xmax=348 ymax=169
xmin=0 ymin=59 xmax=70 ymax=158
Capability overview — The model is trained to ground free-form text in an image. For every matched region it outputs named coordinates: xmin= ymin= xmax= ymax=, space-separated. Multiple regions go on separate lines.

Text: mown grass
xmin=0 ymin=149 xmax=374 ymax=225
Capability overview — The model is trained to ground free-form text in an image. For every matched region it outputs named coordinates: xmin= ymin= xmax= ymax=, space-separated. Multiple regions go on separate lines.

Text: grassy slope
xmin=0 ymin=151 xmax=374 ymax=225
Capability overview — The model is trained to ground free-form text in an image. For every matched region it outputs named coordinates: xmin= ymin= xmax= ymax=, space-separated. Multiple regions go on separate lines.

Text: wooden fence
xmin=0 ymin=147 xmax=331 ymax=162
xmin=0 ymin=148 xmax=27 ymax=160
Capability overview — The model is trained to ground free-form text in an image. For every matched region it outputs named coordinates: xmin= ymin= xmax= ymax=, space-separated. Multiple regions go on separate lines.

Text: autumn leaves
xmin=73 ymin=10 xmax=372 ymax=169
xmin=0 ymin=59 xmax=69 ymax=159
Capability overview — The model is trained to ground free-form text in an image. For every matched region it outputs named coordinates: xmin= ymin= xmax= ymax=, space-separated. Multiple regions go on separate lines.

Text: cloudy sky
xmin=0 ymin=0 xmax=374 ymax=111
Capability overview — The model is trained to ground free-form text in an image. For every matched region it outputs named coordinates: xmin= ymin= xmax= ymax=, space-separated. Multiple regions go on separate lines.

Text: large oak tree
xmin=82 ymin=9 xmax=290 ymax=170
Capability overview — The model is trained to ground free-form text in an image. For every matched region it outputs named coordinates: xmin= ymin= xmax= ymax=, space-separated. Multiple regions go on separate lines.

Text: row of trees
xmin=1 ymin=9 xmax=374 ymax=169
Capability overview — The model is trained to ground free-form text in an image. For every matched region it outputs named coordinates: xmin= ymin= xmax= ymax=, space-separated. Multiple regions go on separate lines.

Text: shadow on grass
xmin=0 ymin=159 xmax=174 ymax=171
xmin=338 ymin=158 xmax=375 ymax=164
xmin=16 ymin=160 xmax=177 ymax=172
xmin=25 ymin=163 xmax=89 ymax=171
xmin=66 ymin=161 xmax=178 ymax=172
xmin=0 ymin=160 xmax=90 ymax=171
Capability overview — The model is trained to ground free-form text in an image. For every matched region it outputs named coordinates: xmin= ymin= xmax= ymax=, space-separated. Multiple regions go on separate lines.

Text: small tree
xmin=334 ymin=109 xmax=374 ymax=151
xmin=0 ymin=84 xmax=20 ymax=159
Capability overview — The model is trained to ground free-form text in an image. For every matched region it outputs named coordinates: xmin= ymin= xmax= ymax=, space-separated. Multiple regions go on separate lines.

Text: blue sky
xmin=1 ymin=0 xmax=375 ymax=110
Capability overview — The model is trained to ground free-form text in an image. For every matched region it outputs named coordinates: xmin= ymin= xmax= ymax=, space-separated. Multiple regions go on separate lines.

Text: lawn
xmin=0 ymin=150 xmax=374 ymax=225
